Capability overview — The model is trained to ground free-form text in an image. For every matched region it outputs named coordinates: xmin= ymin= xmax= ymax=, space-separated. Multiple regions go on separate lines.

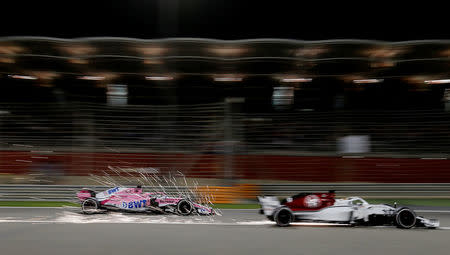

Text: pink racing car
xmin=77 ymin=186 xmax=215 ymax=216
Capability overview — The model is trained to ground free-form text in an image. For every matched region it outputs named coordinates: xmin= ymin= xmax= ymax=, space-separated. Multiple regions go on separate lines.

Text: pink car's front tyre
xmin=177 ymin=200 xmax=194 ymax=216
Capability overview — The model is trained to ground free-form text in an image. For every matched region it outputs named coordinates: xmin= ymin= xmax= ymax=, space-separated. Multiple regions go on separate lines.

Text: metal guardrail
xmin=1 ymin=184 xmax=450 ymax=201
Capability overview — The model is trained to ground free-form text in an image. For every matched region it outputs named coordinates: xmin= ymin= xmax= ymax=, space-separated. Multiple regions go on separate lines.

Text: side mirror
xmin=394 ymin=202 xmax=397 ymax=208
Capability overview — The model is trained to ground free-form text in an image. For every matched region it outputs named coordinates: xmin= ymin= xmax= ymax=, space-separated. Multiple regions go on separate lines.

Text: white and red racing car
xmin=77 ymin=186 xmax=214 ymax=215
xmin=258 ymin=191 xmax=439 ymax=228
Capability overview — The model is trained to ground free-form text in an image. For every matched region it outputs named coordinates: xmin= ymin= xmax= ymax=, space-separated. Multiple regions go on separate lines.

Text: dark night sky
xmin=1 ymin=0 xmax=448 ymax=41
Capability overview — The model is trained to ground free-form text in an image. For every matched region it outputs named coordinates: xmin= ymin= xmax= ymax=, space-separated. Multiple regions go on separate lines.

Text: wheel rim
xmin=178 ymin=201 xmax=192 ymax=215
xmin=398 ymin=210 xmax=416 ymax=228
xmin=82 ymin=200 xmax=98 ymax=213
xmin=277 ymin=209 xmax=292 ymax=225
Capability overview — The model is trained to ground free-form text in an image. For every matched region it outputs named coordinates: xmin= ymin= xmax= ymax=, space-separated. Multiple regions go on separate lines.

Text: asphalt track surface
xmin=1 ymin=207 xmax=450 ymax=255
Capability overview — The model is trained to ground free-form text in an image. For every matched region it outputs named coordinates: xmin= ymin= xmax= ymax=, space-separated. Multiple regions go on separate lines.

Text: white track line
xmin=2 ymin=207 xmax=450 ymax=214
xmin=0 ymin=219 xmax=448 ymax=230
xmin=415 ymin=210 xmax=450 ymax=213
xmin=0 ymin=220 xmax=366 ymax=227
xmin=0 ymin=219 xmax=264 ymax=226
xmin=0 ymin=219 xmax=450 ymax=230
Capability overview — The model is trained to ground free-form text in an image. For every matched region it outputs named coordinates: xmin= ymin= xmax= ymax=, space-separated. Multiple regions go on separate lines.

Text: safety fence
xmin=241 ymin=109 xmax=450 ymax=155
xmin=1 ymin=184 xmax=450 ymax=202
xmin=1 ymin=152 xmax=450 ymax=183
xmin=1 ymin=102 xmax=450 ymax=185
xmin=0 ymin=102 xmax=225 ymax=152
xmin=1 ymin=102 xmax=450 ymax=156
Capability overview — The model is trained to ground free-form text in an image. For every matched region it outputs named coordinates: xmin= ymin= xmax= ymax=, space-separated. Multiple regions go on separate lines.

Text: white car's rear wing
xmin=258 ymin=196 xmax=281 ymax=216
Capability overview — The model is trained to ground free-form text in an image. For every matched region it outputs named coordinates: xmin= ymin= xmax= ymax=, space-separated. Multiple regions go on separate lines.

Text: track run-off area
xmin=1 ymin=207 xmax=450 ymax=255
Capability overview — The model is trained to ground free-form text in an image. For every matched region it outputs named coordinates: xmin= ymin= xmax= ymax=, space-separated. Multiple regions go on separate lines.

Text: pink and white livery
xmin=77 ymin=186 xmax=215 ymax=215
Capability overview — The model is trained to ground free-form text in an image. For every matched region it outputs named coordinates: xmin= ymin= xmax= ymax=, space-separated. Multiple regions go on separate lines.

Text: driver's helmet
xmin=134 ymin=185 xmax=143 ymax=193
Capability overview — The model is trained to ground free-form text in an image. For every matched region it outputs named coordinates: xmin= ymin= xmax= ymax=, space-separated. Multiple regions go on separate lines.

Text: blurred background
xmin=0 ymin=0 xmax=449 ymax=203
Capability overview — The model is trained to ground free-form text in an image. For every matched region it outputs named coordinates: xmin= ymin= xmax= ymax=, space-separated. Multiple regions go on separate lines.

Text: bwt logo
xmin=198 ymin=208 xmax=209 ymax=213
xmin=107 ymin=187 xmax=120 ymax=194
xmin=122 ymin=200 xmax=147 ymax=209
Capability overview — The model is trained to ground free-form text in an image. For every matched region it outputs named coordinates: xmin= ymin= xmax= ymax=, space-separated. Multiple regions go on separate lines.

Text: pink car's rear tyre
xmin=82 ymin=198 xmax=99 ymax=214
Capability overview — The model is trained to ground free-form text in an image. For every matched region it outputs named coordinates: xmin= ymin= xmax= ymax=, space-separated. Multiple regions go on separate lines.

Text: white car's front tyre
xmin=395 ymin=207 xmax=417 ymax=229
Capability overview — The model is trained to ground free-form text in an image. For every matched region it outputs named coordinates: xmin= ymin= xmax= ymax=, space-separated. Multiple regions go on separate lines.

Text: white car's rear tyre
xmin=82 ymin=198 xmax=99 ymax=214
xmin=177 ymin=200 xmax=194 ymax=216
xmin=395 ymin=207 xmax=416 ymax=229
xmin=274 ymin=207 xmax=294 ymax=227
